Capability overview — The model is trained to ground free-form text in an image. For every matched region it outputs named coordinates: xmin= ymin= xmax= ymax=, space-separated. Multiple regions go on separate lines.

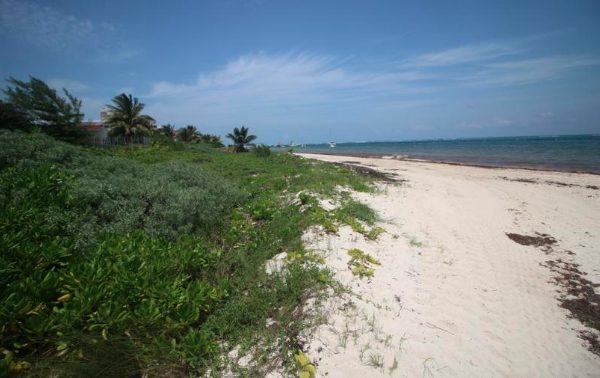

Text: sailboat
xmin=328 ymin=129 xmax=336 ymax=148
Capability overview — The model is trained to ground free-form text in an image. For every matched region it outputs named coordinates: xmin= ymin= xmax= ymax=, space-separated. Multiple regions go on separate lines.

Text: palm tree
xmin=177 ymin=125 xmax=200 ymax=142
xmin=159 ymin=124 xmax=176 ymax=138
xmin=105 ymin=93 xmax=156 ymax=141
xmin=201 ymin=134 xmax=224 ymax=147
xmin=226 ymin=126 xmax=256 ymax=152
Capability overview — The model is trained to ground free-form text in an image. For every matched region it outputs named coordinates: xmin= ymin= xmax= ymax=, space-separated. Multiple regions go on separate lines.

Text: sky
xmin=1 ymin=0 xmax=599 ymax=144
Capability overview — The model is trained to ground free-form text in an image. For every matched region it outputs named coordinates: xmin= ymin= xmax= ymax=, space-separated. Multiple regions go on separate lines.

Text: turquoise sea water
xmin=297 ymin=135 xmax=600 ymax=174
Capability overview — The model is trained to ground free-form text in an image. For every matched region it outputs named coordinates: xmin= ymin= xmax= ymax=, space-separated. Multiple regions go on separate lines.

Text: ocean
xmin=296 ymin=134 xmax=600 ymax=174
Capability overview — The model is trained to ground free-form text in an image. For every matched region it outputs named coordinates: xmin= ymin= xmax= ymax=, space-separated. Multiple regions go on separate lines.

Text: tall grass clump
xmin=252 ymin=144 xmax=271 ymax=157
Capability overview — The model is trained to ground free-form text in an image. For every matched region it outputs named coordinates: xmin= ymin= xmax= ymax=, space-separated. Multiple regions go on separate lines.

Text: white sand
xmin=297 ymin=154 xmax=600 ymax=377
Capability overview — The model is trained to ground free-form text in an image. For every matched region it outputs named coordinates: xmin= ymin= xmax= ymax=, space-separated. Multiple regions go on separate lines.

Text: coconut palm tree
xmin=177 ymin=125 xmax=200 ymax=142
xmin=105 ymin=93 xmax=156 ymax=142
xmin=159 ymin=124 xmax=176 ymax=138
xmin=200 ymin=134 xmax=224 ymax=147
xmin=226 ymin=126 xmax=256 ymax=152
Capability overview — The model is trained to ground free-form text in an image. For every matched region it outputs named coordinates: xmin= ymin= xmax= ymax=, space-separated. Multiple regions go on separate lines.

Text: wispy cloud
xmin=400 ymin=42 xmax=519 ymax=67
xmin=399 ymin=39 xmax=600 ymax=87
xmin=458 ymin=117 xmax=514 ymax=130
xmin=115 ymin=87 xmax=135 ymax=95
xmin=91 ymin=49 xmax=142 ymax=64
xmin=146 ymin=52 xmax=432 ymax=127
xmin=145 ymin=46 xmax=599 ymax=129
xmin=149 ymin=52 xmax=429 ymax=100
xmin=47 ymin=78 xmax=89 ymax=92
xmin=460 ymin=56 xmax=600 ymax=86
xmin=459 ymin=121 xmax=482 ymax=129
xmin=0 ymin=0 xmax=96 ymax=48
xmin=0 ymin=0 xmax=138 ymax=62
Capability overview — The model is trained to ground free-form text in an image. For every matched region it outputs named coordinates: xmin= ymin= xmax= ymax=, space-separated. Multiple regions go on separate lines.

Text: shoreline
xmin=299 ymin=152 xmax=600 ymax=377
xmin=296 ymin=151 xmax=600 ymax=176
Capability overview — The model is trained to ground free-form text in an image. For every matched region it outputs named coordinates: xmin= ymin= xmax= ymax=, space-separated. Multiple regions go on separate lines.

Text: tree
xmin=200 ymin=133 xmax=224 ymax=147
xmin=3 ymin=76 xmax=84 ymax=139
xmin=226 ymin=126 xmax=256 ymax=152
xmin=0 ymin=101 xmax=32 ymax=131
xmin=159 ymin=124 xmax=176 ymax=138
xmin=176 ymin=125 xmax=200 ymax=142
xmin=105 ymin=93 xmax=156 ymax=141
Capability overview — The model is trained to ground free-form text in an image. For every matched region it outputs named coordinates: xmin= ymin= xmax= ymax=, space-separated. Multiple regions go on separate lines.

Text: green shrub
xmin=0 ymin=130 xmax=82 ymax=169
xmin=0 ymin=133 xmax=244 ymax=374
xmin=0 ymin=164 xmax=90 ymax=285
xmin=365 ymin=226 xmax=385 ymax=240
xmin=347 ymin=248 xmax=380 ymax=278
xmin=73 ymin=159 xmax=242 ymax=238
xmin=1 ymin=231 xmax=224 ymax=376
xmin=0 ymin=131 xmax=242 ymax=239
xmin=335 ymin=200 xmax=377 ymax=225
xmin=252 ymin=144 xmax=271 ymax=157
xmin=0 ymin=131 xmax=374 ymax=375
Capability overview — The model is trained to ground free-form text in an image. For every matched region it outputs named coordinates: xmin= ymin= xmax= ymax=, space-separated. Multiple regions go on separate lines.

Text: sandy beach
xmin=297 ymin=153 xmax=600 ymax=377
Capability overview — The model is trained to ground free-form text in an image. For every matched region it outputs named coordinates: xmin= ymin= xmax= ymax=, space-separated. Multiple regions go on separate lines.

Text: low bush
xmin=0 ymin=130 xmax=241 ymax=240
xmin=0 ymin=130 xmax=374 ymax=376
xmin=335 ymin=199 xmax=377 ymax=225
xmin=252 ymin=144 xmax=271 ymax=157
xmin=347 ymin=248 xmax=380 ymax=278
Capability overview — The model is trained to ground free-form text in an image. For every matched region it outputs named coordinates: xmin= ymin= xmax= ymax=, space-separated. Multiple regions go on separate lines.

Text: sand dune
xmin=298 ymin=153 xmax=600 ymax=377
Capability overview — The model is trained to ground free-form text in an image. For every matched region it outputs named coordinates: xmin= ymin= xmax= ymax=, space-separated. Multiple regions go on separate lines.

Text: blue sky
xmin=1 ymin=0 xmax=599 ymax=144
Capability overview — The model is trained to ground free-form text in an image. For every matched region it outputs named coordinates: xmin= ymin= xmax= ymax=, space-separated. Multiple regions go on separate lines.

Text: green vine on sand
xmin=347 ymin=248 xmax=381 ymax=278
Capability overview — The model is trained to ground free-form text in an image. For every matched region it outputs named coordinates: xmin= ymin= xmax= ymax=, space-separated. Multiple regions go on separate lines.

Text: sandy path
xmin=298 ymin=154 xmax=600 ymax=377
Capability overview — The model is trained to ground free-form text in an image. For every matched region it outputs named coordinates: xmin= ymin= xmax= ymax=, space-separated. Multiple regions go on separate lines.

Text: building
xmin=80 ymin=107 xmax=110 ymax=142
xmin=79 ymin=108 xmax=150 ymax=146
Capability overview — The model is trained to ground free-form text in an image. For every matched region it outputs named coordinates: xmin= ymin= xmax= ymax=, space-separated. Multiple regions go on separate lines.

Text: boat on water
xmin=327 ymin=128 xmax=336 ymax=148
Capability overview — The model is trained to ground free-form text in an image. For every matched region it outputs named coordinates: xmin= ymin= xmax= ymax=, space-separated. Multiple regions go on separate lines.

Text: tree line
xmin=0 ymin=76 xmax=257 ymax=151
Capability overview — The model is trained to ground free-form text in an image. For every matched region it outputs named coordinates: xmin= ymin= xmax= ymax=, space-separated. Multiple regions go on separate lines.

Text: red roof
xmin=80 ymin=122 xmax=106 ymax=132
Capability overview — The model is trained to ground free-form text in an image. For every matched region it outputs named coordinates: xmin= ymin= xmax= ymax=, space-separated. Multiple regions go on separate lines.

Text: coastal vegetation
xmin=176 ymin=125 xmax=200 ymax=142
xmin=0 ymin=129 xmax=374 ymax=376
xmin=105 ymin=93 xmax=156 ymax=140
xmin=0 ymin=77 xmax=228 ymax=149
xmin=159 ymin=123 xmax=176 ymax=138
xmin=0 ymin=101 xmax=31 ymax=132
xmin=1 ymin=76 xmax=83 ymax=141
xmin=252 ymin=143 xmax=272 ymax=157
xmin=347 ymin=248 xmax=381 ymax=278
xmin=226 ymin=126 xmax=257 ymax=152
xmin=176 ymin=125 xmax=223 ymax=147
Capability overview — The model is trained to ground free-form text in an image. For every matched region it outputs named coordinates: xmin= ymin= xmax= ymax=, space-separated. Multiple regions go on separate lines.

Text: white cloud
xmin=144 ymin=47 xmax=600 ymax=130
xmin=0 ymin=0 xmax=138 ymax=62
xmin=0 ymin=0 xmax=95 ymax=48
xmin=400 ymin=43 xmax=519 ymax=67
xmin=91 ymin=49 xmax=142 ymax=64
xmin=460 ymin=56 xmax=600 ymax=86
xmin=145 ymin=52 xmax=433 ymax=126
xmin=538 ymin=111 xmax=555 ymax=118
xmin=115 ymin=87 xmax=135 ymax=95
xmin=459 ymin=122 xmax=482 ymax=129
xmin=47 ymin=78 xmax=89 ymax=92
xmin=150 ymin=44 xmax=599 ymax=116
xmin=492 ymin=118 xmax=514 ymax=126
xmin=149 ymin=52 xmax=429 ymax=100
xmin=459 ymin=118 xmax=514 ymax=129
